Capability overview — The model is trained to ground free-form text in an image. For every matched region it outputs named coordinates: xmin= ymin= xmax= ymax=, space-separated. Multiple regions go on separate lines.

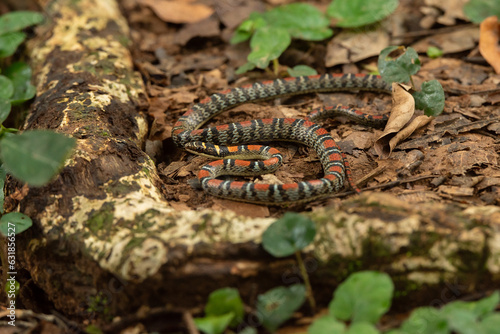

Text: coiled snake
xmin=172 ymin=73 xmax=391 ymax=204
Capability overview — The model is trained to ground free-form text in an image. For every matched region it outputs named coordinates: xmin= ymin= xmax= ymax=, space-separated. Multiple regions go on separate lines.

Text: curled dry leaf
xmin=479 ymin=16 xmax=500 ymax=74
xmin=139 ymin=0 xmax=214 ymax=24
xmin=374 ymin=83 xmax=415 ymax=158
xmin=387 ymin=115 xmax=433 ymax=156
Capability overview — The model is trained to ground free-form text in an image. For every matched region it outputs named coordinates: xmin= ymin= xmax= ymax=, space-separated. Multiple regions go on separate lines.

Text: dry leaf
xmin=479 ymin=16 xmax=500 ymax=74
xmin=212 ymin=199 xmax=270 ymax=217
xmin=139 ymin=0 xmax=214 ymax=24
xmin=411 ymin=26 xmax=479 ymax=54
xmin=374 ymin=83 xmax=415 ymax=158
xmin=325 ymin=30 xmax=389 ymax=67
xmin=388 ymin=115 xmax=433 ymax=154
xmin=423 ymin=0 xmax=468 ymax=25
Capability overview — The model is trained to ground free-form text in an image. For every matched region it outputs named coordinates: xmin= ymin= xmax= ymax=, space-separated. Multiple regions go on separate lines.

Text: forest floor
xmin=127 ymin=0 xmax=499 ymax=218
xmin=1 ymin=0 xmax=500 ymax=333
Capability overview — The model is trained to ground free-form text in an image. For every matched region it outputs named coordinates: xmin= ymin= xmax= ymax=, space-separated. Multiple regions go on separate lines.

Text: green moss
xmin=124 ymin=237 xmax=145 ymax=252
xmin=87 ymin=202 xmax=115 ymax=235
xmin=408 ymin=232 xmax=440 ymax=256
xmin=118 ymin=35 xmax=131 ymax=48
xmin=135 ymin=209 xmax=161 ymax=230
xmin=87 ymin=292 xmax=111 ymax=321
xmin=107 ymin=180 xmax=140 ymax=198
xmin=362 ymin=234 xmax=393 ymax=259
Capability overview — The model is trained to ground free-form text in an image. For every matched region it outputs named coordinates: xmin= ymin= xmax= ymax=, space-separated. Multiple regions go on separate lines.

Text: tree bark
xmin=2 ymin=0 xmax=500 ymax=322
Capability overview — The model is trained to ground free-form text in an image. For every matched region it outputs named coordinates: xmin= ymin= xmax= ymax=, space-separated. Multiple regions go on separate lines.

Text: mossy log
xmin=2 ymin=0 xmax=500 ymax=321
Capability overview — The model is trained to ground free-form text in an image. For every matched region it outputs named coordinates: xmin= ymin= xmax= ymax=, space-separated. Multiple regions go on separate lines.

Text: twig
xmin=183 ymin=311 xmax=200 ymax=334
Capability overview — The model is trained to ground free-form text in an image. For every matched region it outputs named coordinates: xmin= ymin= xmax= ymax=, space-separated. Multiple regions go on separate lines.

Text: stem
xmin=409 ymin=75 xmax=416 ymax=90
xmin=295 ymin=251 xmax=316 ymax=312
xmin=272 ymin=58 xmax=280 ymax=77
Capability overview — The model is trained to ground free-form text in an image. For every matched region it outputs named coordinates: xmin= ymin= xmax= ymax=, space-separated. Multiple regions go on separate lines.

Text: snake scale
xmin=172 ymin=73 xmax=392 ymax=204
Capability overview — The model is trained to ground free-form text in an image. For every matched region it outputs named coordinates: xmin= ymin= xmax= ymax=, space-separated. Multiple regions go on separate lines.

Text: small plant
xmin=308 ymin=272 xmax=500 ymax=334
xmin=194 ymin=271 xmax=500 ymax=333
xmin=232 ymin=1 xmax=398 ymax=75
xmin=378 ymin=46 xmax=445 ymax=116
xmin=194 ymin=288 xmax=245 ymax=334
xmin=261 ymin=212 xmax=317 ymax=312
xmin=426 ymin=46 xmax=443 ymax=59
xmin=309 ymin=271 xmax=393 ymax=334
xmin=87 ymin=292 xmax=111 ymax=322
xmin=256 ymin=284 xmax=306 ymax=332
xmin=0 ymin=11 xmax=76 ymax=236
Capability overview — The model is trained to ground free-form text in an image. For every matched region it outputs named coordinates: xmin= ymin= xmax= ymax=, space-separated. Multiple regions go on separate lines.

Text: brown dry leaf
xmin=139 ymin=0 xmax=214 ymax=24
xmin=374 ymin=83 xmax=415 ymax=158
xmin=438 ymin=185 xmax=475 ymax=197
xmin=325 ymin=30 xmax=389 ymax=67
xmin=212 ymin=199 xmax=270 ymax=217
xmin=479 ymin=16 xmax=500 ymax=74
xmin=387 ymin=115 xmax=433 ymax=155
xmin=169 ymin=91 xmax=198 ymax=104
xmin=174 ymin=16 xmax=220 ymax=45
xmin=432 ymin=138 xmax=498 ymax=175
xmin=411 ymin=26 xmax=478 ymax=54
xmin=423 ymin=0 xmax=468 ymax=25
xmin=216 ymin=0 xmax=265 ymax=29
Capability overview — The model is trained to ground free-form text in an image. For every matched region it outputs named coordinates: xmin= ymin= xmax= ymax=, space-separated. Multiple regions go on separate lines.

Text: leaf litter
xmin=122 ymin=0 xmax=500 ymax=217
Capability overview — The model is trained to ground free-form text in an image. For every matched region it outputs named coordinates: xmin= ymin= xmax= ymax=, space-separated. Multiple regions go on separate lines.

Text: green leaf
xmin=3 ymin=62 xmax=36 ymax=104
xmin=0 ymin=100 xmax=11 ymax=125
xmin=204 ymin=288 xmax=244 ymax=327
xmin=308 ymin=315 xmax=346 ymax=334
xmin=4 ymin=279 xmax=20 ymax=296
xmin=474 ymin=291 xmax=500 ymax=317
xmin=0 ymin=165 xmax=6 ymax=213
xmin=0 ymin=75 xmax=14 ymax=100
xmin=263 ymin=3 xmax=332 ymax=41
xmin=262 ymin=212 xmax=316 ymax=257
xmin=194 ymin=313 xmax=234 ymax=334
xmin=378 ymin=46 xmax=421 ymax=84
xmin=441 ymin=308 xmax=478 ymax=334
xmin=399 ymin=307 xmax=449 ymax=334
xmin=463 ymin=0 xmax=500 ymax=24
xmin=441 ymin=291 xmax=500 ymax=320
xmin=230 ymin=15 xmax=267 ymax=45
xmin=256 ymin=284 xmax=306 ymax=332
xmin=346 ymin=322 xmax=380 ymax=334
xmin=235 ymin=62 xmax=257 ymax=75
xmin=0 ymin=11 xmax=44 ymax=35
xmin=231 ymin=29 xmax=253 ymax=45
xmin=0 ymin=31 xmax=26 ymax=58
xmin=413 ymin=80 xmax=445 ymax=116
xmin=0 ymin=212 xmax=33 ymax=236
xmin=0 ymin=130 xmax=76 ymax=186
xmin=287 ymin=65 xmax=318 ymax=77
xmin=248 ymin=26 xmax=291 ymax=69
xmin=329 ymin=271 xmax=393 ymax=324
xmin=481 ymin=313 xmax=500 ymax=334
xmin=426 ymin=46 xmax=443 ymax=59
xmin=327 ymin=0 xmax=399 ymax=28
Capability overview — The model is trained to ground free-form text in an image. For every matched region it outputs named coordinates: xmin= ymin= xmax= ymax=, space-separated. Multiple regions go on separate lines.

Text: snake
xmin=172 ymin=73 xmax=392 ymax=204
